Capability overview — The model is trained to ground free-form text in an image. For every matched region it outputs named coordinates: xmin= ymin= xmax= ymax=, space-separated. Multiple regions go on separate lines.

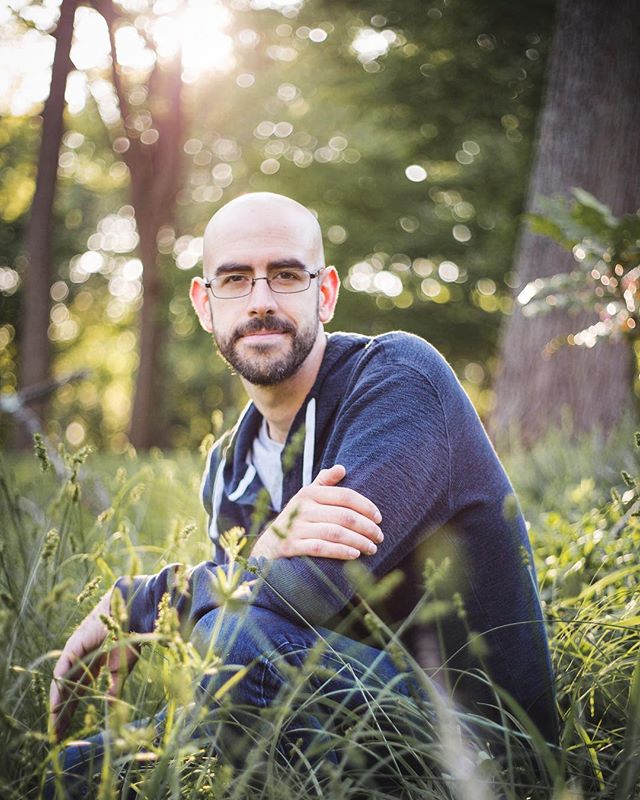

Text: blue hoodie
xmin=116 ymin=331 xmax=557 ymax=742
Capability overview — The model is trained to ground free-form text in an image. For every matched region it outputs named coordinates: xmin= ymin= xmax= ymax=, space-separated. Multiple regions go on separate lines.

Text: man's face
xmin=203 ymin=206 xmax=324 ymax=386
xmin=210 ymin=279 xmax=320 ymax=386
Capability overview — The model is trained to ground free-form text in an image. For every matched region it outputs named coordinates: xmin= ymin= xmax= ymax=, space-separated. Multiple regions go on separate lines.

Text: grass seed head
xmin=32 ymin=433 xmax=51 ymax=472
xmin=76 ymin=576 xmax=103 ymax=605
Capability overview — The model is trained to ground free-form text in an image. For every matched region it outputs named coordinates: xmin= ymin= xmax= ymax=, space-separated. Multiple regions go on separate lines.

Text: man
xmin=49 ymin=192 xmax=557 ymax=788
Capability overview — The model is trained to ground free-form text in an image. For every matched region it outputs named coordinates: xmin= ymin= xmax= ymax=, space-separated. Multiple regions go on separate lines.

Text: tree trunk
xmin=14 ymin=0 xmax=78 ymax=448
xmin=129 ymin=203 xmax=170 ymax=450
xmin=97 ymin=0 xmax=184 ymax=449
xmin=491 ymin=0 xmax=640 ymax=446
xmin=127 ymin=55 xmax=184 ymax=450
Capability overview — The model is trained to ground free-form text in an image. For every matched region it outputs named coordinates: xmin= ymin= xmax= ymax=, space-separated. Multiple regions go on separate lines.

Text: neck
xmin=240 ymin=331 xmax=326 ymax=444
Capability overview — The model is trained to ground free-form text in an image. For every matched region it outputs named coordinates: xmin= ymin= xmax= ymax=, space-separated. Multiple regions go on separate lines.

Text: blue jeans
xmin=44 ymin=605 xmax=497 ymax=798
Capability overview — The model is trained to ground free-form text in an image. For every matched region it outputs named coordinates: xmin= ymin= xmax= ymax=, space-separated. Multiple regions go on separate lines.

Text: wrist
xmin=251 ymin=528 xmax=276 ymax=559
xmin=93 ymin=588 xmax=114 ymax=619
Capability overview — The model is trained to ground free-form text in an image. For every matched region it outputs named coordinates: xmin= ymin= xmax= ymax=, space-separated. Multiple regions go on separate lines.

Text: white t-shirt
xmin=251 ymin=417 xmax=285 ymax=511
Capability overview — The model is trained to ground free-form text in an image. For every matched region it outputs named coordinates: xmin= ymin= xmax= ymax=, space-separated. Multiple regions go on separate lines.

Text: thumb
xmin=313 ymin=464 xmax=346 ymax=486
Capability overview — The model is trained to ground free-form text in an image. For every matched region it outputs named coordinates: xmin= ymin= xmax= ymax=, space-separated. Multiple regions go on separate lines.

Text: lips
xmin=241 ymin=331 xmax=288 ymax=343
xmin=232 ymin=317 xmax=295 ymax=345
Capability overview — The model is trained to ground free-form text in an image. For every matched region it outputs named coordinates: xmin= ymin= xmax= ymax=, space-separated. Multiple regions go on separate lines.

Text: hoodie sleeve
xmin=115 ymin=343 xmax=478 ymax=632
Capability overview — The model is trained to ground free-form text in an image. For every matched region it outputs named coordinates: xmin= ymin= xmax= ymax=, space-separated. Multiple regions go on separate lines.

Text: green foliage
xmin=0 ymin=426 xmax=640 ymax=797
xmin=503 ymin=415 xmax=640 ymax=529
xmin=519 ymin=189 xmax=640 ymax=354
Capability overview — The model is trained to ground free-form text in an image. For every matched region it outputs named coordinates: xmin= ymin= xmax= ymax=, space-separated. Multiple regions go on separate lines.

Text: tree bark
xmin=14 ymin=0 xmax=78 ymax=448
xmin=491 ymin=0 xmax=640 ymax=446
xmin=127 ymin=58 xmax=184 ymax=450
xmin=97 ymin=0 xmax=184 ymax=449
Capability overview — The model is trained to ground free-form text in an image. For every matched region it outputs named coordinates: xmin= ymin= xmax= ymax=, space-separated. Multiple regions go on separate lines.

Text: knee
xmin=192 ymin=605 xmax=304 ymax=709
xmin=190 ymin=604 xmax=304 ymax=666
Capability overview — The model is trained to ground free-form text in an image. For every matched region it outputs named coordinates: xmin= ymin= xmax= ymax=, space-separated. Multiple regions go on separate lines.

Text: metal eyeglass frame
xmin=204 ymin=267 xmax=325 ymax=299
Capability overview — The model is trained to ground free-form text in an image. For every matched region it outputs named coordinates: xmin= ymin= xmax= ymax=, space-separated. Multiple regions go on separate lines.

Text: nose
xmin=245 ymin=276 xmax=278 ymax=317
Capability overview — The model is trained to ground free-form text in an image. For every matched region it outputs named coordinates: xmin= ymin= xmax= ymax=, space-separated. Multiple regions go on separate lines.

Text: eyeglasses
xmin=204 ymin=268 xmax=324 ymax=299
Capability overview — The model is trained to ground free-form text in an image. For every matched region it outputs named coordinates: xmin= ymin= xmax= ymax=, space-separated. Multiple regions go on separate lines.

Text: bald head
xmin=203 ymin=192 xmax=325 ymax=277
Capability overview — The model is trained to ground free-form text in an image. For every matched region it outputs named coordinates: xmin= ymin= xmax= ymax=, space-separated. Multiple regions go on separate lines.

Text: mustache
xmin=233 ymin=317 xmax=295 ymax=341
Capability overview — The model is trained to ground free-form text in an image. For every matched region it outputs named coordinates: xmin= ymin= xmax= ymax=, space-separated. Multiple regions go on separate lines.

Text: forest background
xmin=4 ymin=0 xmax=638 ymax=456
xmin=1 ymin=0 xmax=563 ymax=452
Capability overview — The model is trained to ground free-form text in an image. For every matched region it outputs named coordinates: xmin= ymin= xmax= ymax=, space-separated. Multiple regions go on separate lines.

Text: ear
xmin=190 ymin=277 xmax=214 ymax=333
xmin=318 ymin=266 xmax=340 ymax=324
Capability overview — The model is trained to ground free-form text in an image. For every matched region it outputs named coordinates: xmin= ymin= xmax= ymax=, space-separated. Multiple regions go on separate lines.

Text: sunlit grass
xmin=0 ymin=425 xmax=639 ymax=798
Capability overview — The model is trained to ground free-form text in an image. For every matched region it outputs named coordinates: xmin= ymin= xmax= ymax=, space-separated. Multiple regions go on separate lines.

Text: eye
xmin=221 ymin=273 xmax=250 ymax=286
xmin=275 ymin=270 xmax=304 ymax=282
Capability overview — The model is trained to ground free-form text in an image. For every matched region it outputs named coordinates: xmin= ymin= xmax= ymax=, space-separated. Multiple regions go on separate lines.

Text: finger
xmin=285 ymin=538 xmax=362 ymax=560
xmin=50 ymin=648 xmax=107 ymax=740
xmin=49 ymin=648 xmax=81 ymax=739
xmin=303 ymin=522 xmax=380 ymax=554
xmin=49 ymin=681 xmax=64 ymax=737
xmin=299 ymin=506 xmax=383 ymax=544
xmin=52 ymin=623 xmax=100 ymax=680
xmin=52 ymin=643 xmax=78 ymax=682
xmin=50 ymin=674 xmax=83 ymax=741
xmin=312 ymin=464 xmax=346 ymax=486
xmin=51 ymin=699 xmax=74 ymax=741
xmin=308 ymin=484 xmax=382 ymax=524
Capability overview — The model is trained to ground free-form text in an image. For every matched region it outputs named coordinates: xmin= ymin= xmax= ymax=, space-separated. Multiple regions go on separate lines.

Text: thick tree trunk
xmin=491 ymin=0 xmax=640 ymax=446
xmin=14 ymin=0 xmax=78 ymax=448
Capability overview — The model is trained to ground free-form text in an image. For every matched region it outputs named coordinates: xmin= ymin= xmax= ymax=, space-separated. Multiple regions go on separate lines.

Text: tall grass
xmin=0 ymin=426 xmax=638 ymax=799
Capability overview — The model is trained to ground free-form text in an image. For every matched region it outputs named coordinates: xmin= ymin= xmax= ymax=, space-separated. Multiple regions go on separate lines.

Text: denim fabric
xmin=189 ymin=604 xmax=437 ymax=769
xmin=45 ymin=605 xmax=500 ymax=798
xmin=43 ymin=714 xmax=166 ymax=800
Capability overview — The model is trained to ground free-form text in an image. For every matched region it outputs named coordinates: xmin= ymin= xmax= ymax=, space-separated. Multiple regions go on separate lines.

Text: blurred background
xmin=1 ymin=0 xmax=638 ymax=455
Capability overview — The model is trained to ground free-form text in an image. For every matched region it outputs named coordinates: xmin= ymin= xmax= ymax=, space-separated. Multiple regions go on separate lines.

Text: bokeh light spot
xmin=405 ymin=164 xmax=427 ymax=182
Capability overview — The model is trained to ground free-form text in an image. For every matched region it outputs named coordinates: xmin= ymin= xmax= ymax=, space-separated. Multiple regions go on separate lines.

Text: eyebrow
xmin=213 ymin=258 xmax=308 ymax=276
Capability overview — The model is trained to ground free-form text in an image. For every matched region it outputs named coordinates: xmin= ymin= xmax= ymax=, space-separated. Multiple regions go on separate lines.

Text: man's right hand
xmin=49 ymin=589 xmax=138 ymax=741
xmin=250 ymin=464 xmax=383 ymax=560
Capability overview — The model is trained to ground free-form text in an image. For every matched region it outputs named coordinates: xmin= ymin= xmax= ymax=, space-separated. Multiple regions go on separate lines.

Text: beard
xmin=212 ymin=313 xmax=319 ymax=386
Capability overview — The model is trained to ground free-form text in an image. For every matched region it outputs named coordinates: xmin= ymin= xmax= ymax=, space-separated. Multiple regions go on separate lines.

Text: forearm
xmin=115 ymin=554 xmax=357 ymax=635
xmin=115 ymin=563 xmax=192 ymax=634
xmin=241 ymin=555 xmax=353 ymax=624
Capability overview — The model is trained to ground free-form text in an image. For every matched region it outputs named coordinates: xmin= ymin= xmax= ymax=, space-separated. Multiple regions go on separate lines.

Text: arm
xmin=202 ymin=435 xmax=382 ymax=562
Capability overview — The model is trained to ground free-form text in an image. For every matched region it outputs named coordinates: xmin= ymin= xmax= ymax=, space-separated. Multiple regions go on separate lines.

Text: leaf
xmin=575 ymin=718 xmax=605 ymax=792
xmin=571 ymin=188 xmax=618 ymax=228
xmin=212 ymin=665 xmax=250 ymax=701
xmin=526 ymin=212 xmax=573 ymax=247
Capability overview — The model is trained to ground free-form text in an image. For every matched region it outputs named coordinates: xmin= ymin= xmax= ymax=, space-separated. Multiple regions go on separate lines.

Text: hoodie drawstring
xmin=210 ymin=397 xmax=317 ymax=539
xmin=302 ymin=397 xmax=316 ymax=487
